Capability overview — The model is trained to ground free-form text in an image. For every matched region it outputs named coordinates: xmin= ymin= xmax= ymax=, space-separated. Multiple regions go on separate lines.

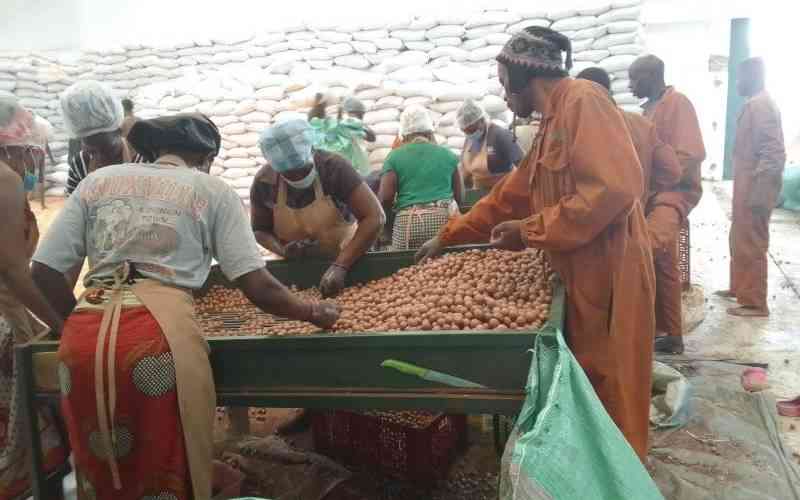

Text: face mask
xmin=466 ymin=125 xmax=486 ymax=143
xmin=23 ymin=171 xmax=37 ymax=192
xmin=282 ymin=166 xmax=317 ymax=190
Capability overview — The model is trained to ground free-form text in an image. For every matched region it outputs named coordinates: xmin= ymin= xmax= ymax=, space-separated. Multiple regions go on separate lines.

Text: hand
xmin=283 ymin=239 xmax=319 ymax=259
xmin=320 ymin=264 xmax=348 ymax=298
xmin=415 ymin=237 xmax=444 ymax=263
xmin=309 ymin=302 xmax=342 ymax=329
xmin=490 ymin=220 xmax=525 ymax=251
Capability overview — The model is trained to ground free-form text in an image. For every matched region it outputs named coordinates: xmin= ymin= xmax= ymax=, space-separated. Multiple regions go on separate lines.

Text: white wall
xmin=0 ymin=0 xmax=82 ymax=51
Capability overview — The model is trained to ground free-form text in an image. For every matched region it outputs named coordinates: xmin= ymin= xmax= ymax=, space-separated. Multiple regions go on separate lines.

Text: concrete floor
xmin=686 ymin=181 xmax=800 ymax=457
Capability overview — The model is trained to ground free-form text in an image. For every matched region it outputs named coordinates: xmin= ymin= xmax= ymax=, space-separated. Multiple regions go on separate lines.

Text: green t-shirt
xmin=382 ymin=142 xmax=458 ymax=211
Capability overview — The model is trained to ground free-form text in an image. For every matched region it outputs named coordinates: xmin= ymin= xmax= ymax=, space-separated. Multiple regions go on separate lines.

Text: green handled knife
xmin=381 ymin=359 xmax=486 ymax=388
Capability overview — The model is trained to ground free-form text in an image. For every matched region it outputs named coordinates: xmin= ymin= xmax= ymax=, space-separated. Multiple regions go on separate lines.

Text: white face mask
xmin=282 ymin=166 xmax=317 ymax=190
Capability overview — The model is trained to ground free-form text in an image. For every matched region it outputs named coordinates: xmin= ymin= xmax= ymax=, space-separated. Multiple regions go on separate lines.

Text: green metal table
xmin=16 ymin=246 xmax=564 ymax=498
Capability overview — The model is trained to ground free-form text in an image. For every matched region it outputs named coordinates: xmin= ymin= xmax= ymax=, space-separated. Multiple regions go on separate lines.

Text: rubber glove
xmin=415 ymin=237 xmax=444 ymax=263
xmin=320 ymin=263 xmax=348 ymax=298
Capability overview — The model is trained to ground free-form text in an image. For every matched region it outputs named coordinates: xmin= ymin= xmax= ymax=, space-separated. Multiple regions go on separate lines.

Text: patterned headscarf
xmin=497 ymin=26 xmax=573 ymax=73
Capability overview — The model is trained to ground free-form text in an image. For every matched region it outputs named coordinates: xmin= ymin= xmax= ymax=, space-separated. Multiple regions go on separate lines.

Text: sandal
xmin=777 ymin=396 xmax=800 ymax=417
xmin=728 ymin=306 xmax=770 ymax=317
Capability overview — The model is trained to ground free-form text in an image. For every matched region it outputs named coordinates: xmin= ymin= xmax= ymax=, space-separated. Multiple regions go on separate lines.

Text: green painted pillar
xmin=723 ymin=18 xmax=751 ymax=180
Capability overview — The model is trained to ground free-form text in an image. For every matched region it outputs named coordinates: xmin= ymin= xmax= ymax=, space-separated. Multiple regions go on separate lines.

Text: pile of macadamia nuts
xmin=196 ymin=248 xmax=553 ymax=337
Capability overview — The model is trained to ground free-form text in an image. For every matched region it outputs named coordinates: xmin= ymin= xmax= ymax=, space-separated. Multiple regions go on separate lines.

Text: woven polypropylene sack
xmin=499 ymin=328 xmax=664 ymax=500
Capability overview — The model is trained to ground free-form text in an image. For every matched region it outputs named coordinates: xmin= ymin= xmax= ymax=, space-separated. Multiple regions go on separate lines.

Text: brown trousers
xmin=647 ymin=206 xmax=683 ymax=338
xmin=730 ymin=209 xmax=771 ymax=310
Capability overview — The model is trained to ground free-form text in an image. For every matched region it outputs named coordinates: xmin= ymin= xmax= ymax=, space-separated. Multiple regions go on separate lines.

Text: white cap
xmin=456 ymin=99 xmax=486 ymax=130
xmin=400 ymin=105 xmax=434 ymax=137
xmin=60 ymin=80 xmax=123 ymax=139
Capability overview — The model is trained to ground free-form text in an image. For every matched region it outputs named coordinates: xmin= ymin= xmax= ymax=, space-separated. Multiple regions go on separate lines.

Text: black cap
xmin=128 ymin=113 xmax=220 ymax=162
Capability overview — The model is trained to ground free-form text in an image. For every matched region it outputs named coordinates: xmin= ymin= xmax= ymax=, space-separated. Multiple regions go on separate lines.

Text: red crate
xmin=312 ymin=410 xmax=467 ymax=483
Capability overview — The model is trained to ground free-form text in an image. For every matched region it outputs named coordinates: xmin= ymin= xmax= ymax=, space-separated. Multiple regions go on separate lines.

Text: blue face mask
xmin=466 ymin=125 xmax=486 ymax=144
xmin=23 ymin=171 xmax=37 ymax=192
xmin=282 ymin=166 xmax=317 ymax=190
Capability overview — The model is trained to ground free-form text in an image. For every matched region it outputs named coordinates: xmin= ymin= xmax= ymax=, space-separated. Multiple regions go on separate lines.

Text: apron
xmin=273 ymin=175 xmax=356 ymax=259
xmin=461 ymin=131 xmax=505 ymax=190
xmin=80 ymin=154 xmax=215 ymax=499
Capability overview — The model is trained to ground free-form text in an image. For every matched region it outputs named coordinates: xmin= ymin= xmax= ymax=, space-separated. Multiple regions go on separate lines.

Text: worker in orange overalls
xmin=417 ymin=27 xmax=656 ymax=461
xmin=716 ymin=57 xmax=786 ymax=316
xmin=629 ymin=55 xmax=706 ymax=354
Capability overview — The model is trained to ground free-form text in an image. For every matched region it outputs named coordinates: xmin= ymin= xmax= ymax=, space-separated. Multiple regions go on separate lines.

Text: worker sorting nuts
xmin=251 ymin=119 xmax=385 ymax=298
xmin=417 ymin=27 xmax=657 ymax=462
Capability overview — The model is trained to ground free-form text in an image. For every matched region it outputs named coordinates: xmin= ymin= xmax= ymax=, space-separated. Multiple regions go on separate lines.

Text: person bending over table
xmin=251 ymin=119 xmax=384 ymax=298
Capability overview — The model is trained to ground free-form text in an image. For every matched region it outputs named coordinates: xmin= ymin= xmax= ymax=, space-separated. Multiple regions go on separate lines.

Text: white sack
xmin=353 ymin=30 xmax=390 ymax=41
xmin=572 ymin=38 xmax=596 ymax=52
xmin=374 ymin=38 xmax=404 ymax=50
xmin=465 ymin=25 xmax=508 ymax=39
xmin=466 ymin=11 xmax=520 ymax=28
xmin=509 ymin=19 xmax=551 ymax=33
xmin=468 ymin=46 xmax=503 ymax=63
xmin=334 ymin=55 xmax=371 ymax=69
xmin=548 ymin=9 xmax=578 ymax=21
xmin=404 ymin=41 xmax=435 ymax=52
xmin=611 ymin=79 xmax=631 ymax=93
xmin=575 ymin=25 xmax=608 ymax=40
xmin=600 ymin=54 xmax=637 ymax=73
xmin=374 ymin=96 xmax=405 ymax=110
xmin=614 ymin=92 xmax=640 ymax=105
xmin=463 ymin=38 xmax=488 ymax=51
xmin=592 ymin=32 xmax=639 ymax=49
xmin=486 ymin=33 xmax=512 ymax=45
xmin=432 ymin=37 xmax=462 ymax=47
xmin=364 ymin=108 xmax=400 ymax=125
xmin=426 ymin=25 xmax=466 ymax=39
xmin=317 ymin=31 xmax=352 ymax=43
xmin=430 ymin=47 xmax=469 ymax=62
xmin=578 ymin=3 xmax=612 ymax=16
xmin=482 ymin=94 xmax=506 ymax=114
xmin=609 ymin=44 xmax=645 ymax=56
xmin=574 ymin=49 xmax=610 ymax=62
xmin=607 ymin=20 xmax=641 ymax=33
xmin=599 ymin=6 xmax=641 ymax=22
xmin=551 ymin=16 xmax=597 ymax=32
xmin=372 ymin=121 xmax=400 ymax=135
xmin=390 ymin=30 xmax=427 ymax=42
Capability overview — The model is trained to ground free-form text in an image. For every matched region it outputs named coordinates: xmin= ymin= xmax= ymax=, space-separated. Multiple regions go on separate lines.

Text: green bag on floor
xmin=499 ymin=328 xmax=664 ymax=500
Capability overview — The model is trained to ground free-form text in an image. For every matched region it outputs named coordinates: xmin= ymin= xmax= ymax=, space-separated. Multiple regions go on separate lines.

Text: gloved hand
xmin=415 ymin=237 xmax=444 ymax=263
xmin=283 ymin=239 xmax=319 ymax=259
xmin=308 ymin=301 xmax=342 ymax=329
xmin=320 ymin=263 xmax=348 ymax=298
xmin=490 ymin=220 xmax=525 ymax=251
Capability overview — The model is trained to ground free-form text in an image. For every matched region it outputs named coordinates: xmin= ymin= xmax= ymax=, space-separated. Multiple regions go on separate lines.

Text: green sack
xmin=500 ymin=328 xmax=664 ymax=500
xmin=309 ymin=117 xmax=370 ymax=175
xmin=781 ymin=164 xmax=800 ymax=211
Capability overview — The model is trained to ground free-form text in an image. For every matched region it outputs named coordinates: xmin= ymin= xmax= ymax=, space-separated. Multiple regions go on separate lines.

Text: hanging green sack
xmin=309 ymin=117 xmax=370 ymax=175
xmin=500 ymin=327 xmax=664 ymax=500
